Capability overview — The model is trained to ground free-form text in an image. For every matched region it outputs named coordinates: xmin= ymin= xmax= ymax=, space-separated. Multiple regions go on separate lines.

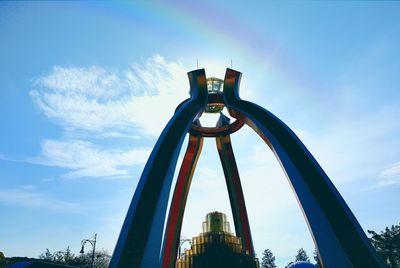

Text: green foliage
xmin=261 ymin=249 xmax=277 ymax=268
xmin=0 ymin=252 xmax=6 ymax=268
xmin=38 ymin=247 xmax=111 ymax=268
xmin=368 ymin=223 xmax=400 ymax=268
xmin=0 ymin=254 xmax=7 ymax=268
xmin=285 ymin=248 xmax=312 ymax=267
xmin=39 ymin=248 xmax=54 ymax=262
xmin=313 ymin=248 xmax=322 ymax=268
xmin=295 ymin=248 xmax=310 ymax=262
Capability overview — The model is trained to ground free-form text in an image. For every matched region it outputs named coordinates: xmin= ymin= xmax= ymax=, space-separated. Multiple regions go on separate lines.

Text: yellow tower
xmin=176 ymin=212 xmax=259 ymax=268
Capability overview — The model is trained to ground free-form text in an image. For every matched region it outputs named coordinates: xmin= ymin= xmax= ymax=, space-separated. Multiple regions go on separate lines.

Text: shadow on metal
xmin=109 ymin=68 xmax=386 ymax=268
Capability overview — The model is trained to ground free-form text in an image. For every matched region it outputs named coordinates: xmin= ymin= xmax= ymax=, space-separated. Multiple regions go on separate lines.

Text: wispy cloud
xmin=22 ymin=184 xmax=36 ymax=190
xmin=32 ymin=139 xmax=151 ymax=179
xmin=30 ymin=54 xmax=189 ymax=137
xmin=378 ymin=162 xmax=400 ymax=186
xmin=27 ymin=55 xmax=191 ymax=179
xmin=0 ymin=189 xmax=86 ymax=214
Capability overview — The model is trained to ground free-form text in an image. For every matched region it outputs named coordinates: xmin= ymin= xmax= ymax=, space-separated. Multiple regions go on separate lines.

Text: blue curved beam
xmin=223 ymin=68 xmax=386 ymax=268
xmin=109 ymin=69 xmax=208 ymax=268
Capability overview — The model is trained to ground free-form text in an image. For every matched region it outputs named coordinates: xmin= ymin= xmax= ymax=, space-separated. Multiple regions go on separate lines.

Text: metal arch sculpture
xmin=109 ymin=68 xmax=386 ymax=268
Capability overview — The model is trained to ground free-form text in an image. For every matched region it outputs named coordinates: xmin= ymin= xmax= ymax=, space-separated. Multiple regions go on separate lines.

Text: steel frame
xmin=109 ymin=68 xmax=386 ymax=268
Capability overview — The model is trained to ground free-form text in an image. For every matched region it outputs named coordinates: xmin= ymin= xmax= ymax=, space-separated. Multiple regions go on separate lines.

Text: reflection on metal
xmin=176 ymin=212 xmax=259 ymax=268
xmin=110 ymin=68 xmax=386 ymax=268
xmin=162 ymin=134 xmax=203 ymax=268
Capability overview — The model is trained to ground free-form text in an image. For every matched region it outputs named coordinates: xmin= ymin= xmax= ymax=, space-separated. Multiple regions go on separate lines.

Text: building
xmin=176 ymin=212 xmax=259 ymax=268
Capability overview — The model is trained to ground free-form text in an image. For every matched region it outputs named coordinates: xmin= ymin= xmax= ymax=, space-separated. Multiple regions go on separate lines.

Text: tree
xmin=261 ymin=249 xmax=277 ymax=268
xmin=368 ymin=223 xmax=400 ymax=268
xmin=0 ymin=252 xmax=7 ymax=268
xmin=38 ymin=248 xmax=53 ymax=261
xmin=38 ymin=247 xmax=111 ymax=268
xmin=72 ymin=250 xmax=111 ymax=268
xmin=295 ymin=248 xmax=310 ymax=262
xmin=54 ymin=251 xmax=67 ymax=263
xmin=92 ymin=249 xmax=111 ymax=268
xmin=64 ymin=246 xmax=74 ymax=264
xmin=313 ymin=248 xmax=322 ymax=268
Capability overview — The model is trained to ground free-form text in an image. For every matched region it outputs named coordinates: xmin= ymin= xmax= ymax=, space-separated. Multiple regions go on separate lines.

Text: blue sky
xmin=0 ymin=1 xmax=399 ymax=267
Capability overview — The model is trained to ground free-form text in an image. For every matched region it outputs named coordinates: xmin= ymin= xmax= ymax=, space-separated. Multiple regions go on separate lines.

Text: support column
xmin=162 ymin=134 xmax=204 ymax=268
xmin=216 ymin=134 xmax=255 ymax=257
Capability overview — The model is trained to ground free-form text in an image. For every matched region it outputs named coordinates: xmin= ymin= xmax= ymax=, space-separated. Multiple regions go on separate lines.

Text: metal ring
xmin=189 ymin=116 xmax=246 ymax=137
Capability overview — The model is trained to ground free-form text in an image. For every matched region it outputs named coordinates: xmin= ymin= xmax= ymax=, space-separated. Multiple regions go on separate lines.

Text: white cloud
xmin=27 ymin=55 xmax=195 ymax=179
xmin=378 ymin=162 xmax=400 ymax=186
xmin=32 ymin=139 xmax=151 ymax=179
xmin=30 ymin=54 xmax=190 ymax=136
xmin=0 ymin=189 xmax=85 ymax=213
xmin=99 ymin=132 xmax=141 ymax=139
xmin=36 ymin=66 xmax=123 ymax=99
xmin=22 ymin=184 xmax=36 ymax=190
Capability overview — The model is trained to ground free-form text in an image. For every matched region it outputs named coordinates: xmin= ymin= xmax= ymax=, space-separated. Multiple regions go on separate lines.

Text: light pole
xmin=178 ymin=237 xmax=192 ymax=257
xmin=80 ymin=233 xmax=97 ymax=268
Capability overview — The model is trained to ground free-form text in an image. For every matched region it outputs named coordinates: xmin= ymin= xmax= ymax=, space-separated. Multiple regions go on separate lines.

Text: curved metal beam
xmin=223 ymin=68 xmax=386 ymax=268
xmin=216 ymin=134 xmax=255 ymax=257
xmin=109 ymin=69 xmax=208 ymax=268
xmin=189 ymin=117 xmax=245 ymax=137
xmin=161 ymin=134 xmax=204 ymax=268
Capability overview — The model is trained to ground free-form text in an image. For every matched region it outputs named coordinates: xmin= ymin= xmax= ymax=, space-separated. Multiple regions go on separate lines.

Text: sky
xmin=0 ymin=1 xmax=399 ymax=267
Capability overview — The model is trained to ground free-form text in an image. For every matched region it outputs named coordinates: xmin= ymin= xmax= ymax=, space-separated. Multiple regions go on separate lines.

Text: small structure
xmin=176 ymin=212 xmax=259 ymax=268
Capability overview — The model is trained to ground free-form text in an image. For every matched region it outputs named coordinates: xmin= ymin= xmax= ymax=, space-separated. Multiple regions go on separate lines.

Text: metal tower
xmin=109 ymin=68 xmax=386 ymax=268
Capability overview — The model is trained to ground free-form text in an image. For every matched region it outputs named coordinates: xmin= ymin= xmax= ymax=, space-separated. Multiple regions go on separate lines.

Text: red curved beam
xmin=162 ymin=134 xmax=204 ymax=268
xmin=216 ymin=135 xmax=255 ymax=257
xmin=189 ymin=116 xmax=245 ymax=137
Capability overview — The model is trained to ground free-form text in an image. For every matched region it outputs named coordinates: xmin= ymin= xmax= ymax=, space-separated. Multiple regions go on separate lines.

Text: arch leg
xmin=110 ymin=69 xmax=208 ymax=268
xmin=216 ymin=134 xmax=255 ymax=257
xmin=162 ymin=134 xmax=204 ymax=268
xmin=223 ymin=68 xmax=386 ymax=268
